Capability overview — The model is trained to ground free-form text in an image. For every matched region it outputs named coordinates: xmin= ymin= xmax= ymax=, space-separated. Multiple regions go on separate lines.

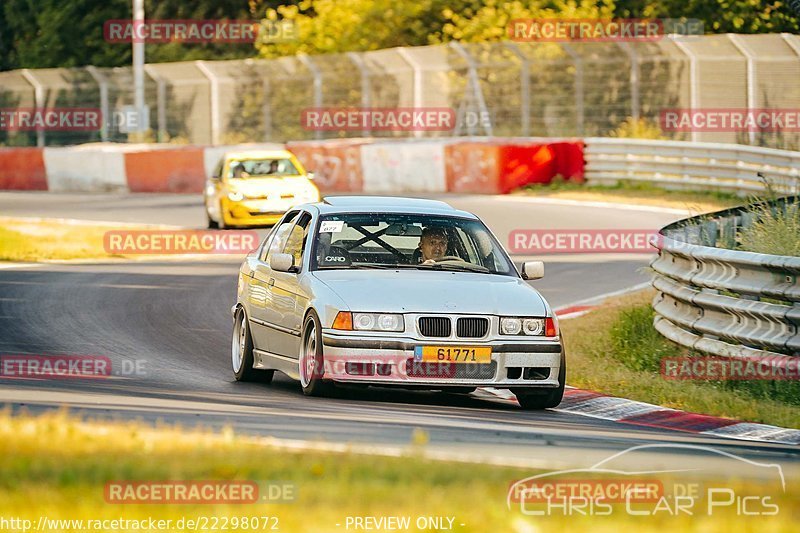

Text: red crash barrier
xmin=125 ymin=147 xmax=206 ymax=193
xmin=445 ymin=140 xmax=584 ymax=194
xmin=0 ymin=148 xmax=48 ymax=190
xmin=287 ymin=138 xmax=370 ymax=192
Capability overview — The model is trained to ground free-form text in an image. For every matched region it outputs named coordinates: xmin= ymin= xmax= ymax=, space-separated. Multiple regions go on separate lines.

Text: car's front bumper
xmin=222 ymin=198 xmax=316 ymax=226
xmin=320 ymin=331 xmax=563 ymax=388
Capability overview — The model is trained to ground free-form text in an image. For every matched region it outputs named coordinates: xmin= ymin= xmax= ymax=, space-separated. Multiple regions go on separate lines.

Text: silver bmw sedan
xmin=231 ymin=196 xmax=565 ymax=409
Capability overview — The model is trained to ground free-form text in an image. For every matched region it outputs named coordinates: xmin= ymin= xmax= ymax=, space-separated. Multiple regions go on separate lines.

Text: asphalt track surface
xmin=0 ymin=191 xmax=797 ymax=479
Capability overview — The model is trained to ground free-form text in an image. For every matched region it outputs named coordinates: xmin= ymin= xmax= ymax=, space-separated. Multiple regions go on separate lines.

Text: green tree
xmin=612 ymin=0 xmax=799 ymax=33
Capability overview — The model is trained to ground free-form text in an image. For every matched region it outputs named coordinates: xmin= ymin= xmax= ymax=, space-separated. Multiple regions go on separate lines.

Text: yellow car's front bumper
xmin=221 ymin=198 xmax=315 ymax=227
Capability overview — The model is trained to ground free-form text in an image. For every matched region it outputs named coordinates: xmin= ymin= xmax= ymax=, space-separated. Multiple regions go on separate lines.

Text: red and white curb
xmin=477 ymin=387 xmax=800 ymax=446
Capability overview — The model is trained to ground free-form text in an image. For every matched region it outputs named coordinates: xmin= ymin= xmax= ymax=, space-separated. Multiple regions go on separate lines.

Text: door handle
xmin=268 ymin=278 xmax=275 ymax=287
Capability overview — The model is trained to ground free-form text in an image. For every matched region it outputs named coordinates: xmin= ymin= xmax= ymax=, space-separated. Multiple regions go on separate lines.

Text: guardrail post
xmin=347 ymin=52 xmax=371 ymax=137
xmin=86 ymin=66 xmax=109 ymax=142
xmin=20 ymin=69 xmax=45 ymax=147
xmin=297 ymin=54 xmax=323 ymax=140
xmin=503 ymin=42 xmax=530 ymax=137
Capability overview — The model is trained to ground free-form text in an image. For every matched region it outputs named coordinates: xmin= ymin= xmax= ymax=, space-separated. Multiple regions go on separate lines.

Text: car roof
xmin=308 ymin=196 xmax=478 ymax=218
xmin=225 ymin=149 xmax=295 ymax=160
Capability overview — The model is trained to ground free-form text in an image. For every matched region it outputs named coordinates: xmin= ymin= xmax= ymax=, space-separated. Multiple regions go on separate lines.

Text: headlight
xmin=522 ymin=318 xmax=544 ymax=335
xmin=500 ymin=317 xmax=521 ymax=335
xmin=228 ymin=191 xmax=244 ymax=202
xmin=501 ymin=317 xmax=548 ymax=336
xmin=353 ymin=312 xmax=404 ymax=332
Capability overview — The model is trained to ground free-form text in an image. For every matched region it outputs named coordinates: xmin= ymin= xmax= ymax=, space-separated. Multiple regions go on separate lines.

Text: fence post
xmin=449 ymin=41 xmax=493 ymax=136
xmin=195 ymin=61 xmax=220 ymax=145
xmin=143 ymin=65 xmax=167 ymax=143
xmin=671 ymin=36 xmax=699 ymax=143
xmin=504 ymin=42 xmax=530 ymax=137
xmin=297 ymin=54 xmax=323 ymax=140
xmin=86 ymin=66 xmax=109 ymax=142
xmin=396 ymin=48 xmax=423 ymax=138
xmin=560 ymin=43 xmax=584 ymax=137
xmin=347 ymin=52 xmax=371 ymax=137
xmin=728 ymin=34 xmax=756 ymax=146
xmin=20 ymin=69 xmax=45 ymax=147
xmin=618 ymin=42 xmax=640 ymax=122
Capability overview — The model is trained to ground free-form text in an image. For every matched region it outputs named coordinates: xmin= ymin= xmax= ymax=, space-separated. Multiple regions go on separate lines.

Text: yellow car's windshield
xmin=229 ymin=158 xmax=300 ymax=178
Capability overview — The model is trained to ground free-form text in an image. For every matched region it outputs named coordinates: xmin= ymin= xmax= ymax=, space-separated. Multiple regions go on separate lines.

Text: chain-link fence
xmin=1 ymin=33 xmax=799 ymax=148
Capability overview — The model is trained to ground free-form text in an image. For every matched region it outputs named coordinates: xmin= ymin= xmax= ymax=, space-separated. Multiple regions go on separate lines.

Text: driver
xmin=417 ymin=226 xmax=449 ymax=264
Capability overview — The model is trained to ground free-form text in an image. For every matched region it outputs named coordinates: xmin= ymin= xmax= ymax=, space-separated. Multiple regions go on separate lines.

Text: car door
xmin=250 ymin=211 xmax=299 ymax=352
xmin=266 ymin=212 xmax=313 ymax=358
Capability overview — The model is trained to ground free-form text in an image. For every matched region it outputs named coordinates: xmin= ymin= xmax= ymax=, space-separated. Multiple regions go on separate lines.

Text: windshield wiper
xmin=414 ymin=262 xmax=491 ymax=273
xmin=317 ymin=263 xmax=397 ymax=270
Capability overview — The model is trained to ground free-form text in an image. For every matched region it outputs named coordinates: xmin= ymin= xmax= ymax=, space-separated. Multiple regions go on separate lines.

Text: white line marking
xmin=497 ymin=195 xmax=694 ymax=215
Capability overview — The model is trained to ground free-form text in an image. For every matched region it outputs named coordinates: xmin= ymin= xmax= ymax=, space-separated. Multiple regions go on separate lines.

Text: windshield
xmin=228 ymin=158 xmax=299 ymax=178
xmin=311 ymin=213 xmax=516 ymax=276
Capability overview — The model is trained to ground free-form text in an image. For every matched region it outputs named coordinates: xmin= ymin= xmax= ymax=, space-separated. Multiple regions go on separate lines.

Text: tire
xmin=514 ymin=349 xmax=566 ymax=410
xmin=299 ymin=311 xmax=335 ymax=397
xmin=207 ymin=211 xmax=219 ymax=229
xmin=232 ymin=308 xmax=274 ymax=383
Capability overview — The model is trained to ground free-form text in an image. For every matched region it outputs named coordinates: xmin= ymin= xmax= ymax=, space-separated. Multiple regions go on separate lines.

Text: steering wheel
xmin=432 ymin=255 xmax=466 ymax=262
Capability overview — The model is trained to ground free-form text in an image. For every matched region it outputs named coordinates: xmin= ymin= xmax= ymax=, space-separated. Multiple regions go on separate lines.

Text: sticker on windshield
xmin=319 ymin=221 xmax=344 ymax=233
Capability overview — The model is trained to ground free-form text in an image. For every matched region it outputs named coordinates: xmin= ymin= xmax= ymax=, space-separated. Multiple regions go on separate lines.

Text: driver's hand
xmin=422 ymin=259 xmax=436 ymax=264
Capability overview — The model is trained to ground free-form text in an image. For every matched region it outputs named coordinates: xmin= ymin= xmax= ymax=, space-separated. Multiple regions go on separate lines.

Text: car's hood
xmin=312 ymin=270 xmax=548 ymax=316
xmin=229 ymin=176 xmax=315 ymax=196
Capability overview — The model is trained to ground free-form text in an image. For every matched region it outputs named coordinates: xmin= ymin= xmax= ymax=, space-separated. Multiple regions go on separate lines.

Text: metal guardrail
xmin=585 ymin=137 xmax=800 ymax=195
xmin=650 ymin=197 xmax=800 ymax=369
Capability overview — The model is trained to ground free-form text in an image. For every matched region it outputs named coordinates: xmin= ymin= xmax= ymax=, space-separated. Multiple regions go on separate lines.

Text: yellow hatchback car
xmin=204 ymin=150 xmax=320 ymax=228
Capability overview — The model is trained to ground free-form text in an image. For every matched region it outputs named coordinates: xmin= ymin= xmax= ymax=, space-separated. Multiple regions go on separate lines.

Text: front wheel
xmin=232 ymin=308 xmax=274 ymax=383
xmin=513 ymin=349 xmax=565 ymax=410
xmin=207 ymin=211 xmax=219 ymax=229
xmin=299 ymin=312 xmax=335 ymax=397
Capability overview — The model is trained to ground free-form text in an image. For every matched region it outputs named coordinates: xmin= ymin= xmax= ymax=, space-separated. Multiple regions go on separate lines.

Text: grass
xmin=0 ymin=217 xmax=129 ymax=262
xmin=561 ymin=289 xmax=800 ymax=429
xmin=738 ymin=199 xmax=800 ymax=257
xmin=514 ymin=179 xmax=743 ymax=214
xmin=0 ymin=408 xmax=796 ymax=532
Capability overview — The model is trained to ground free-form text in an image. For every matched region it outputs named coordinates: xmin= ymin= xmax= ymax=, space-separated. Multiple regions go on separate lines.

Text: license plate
xmin=414 ymin=346 xmax=492 ymax=364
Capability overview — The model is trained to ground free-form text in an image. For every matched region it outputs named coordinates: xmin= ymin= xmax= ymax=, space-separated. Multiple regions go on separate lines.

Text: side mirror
xmin=521 ymin=261 xmax=544 ymax=280
xmin=270 ymin=253 xmax=295 ymax=273
xmin=307 ymin=171 xmax=315 ymax=180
